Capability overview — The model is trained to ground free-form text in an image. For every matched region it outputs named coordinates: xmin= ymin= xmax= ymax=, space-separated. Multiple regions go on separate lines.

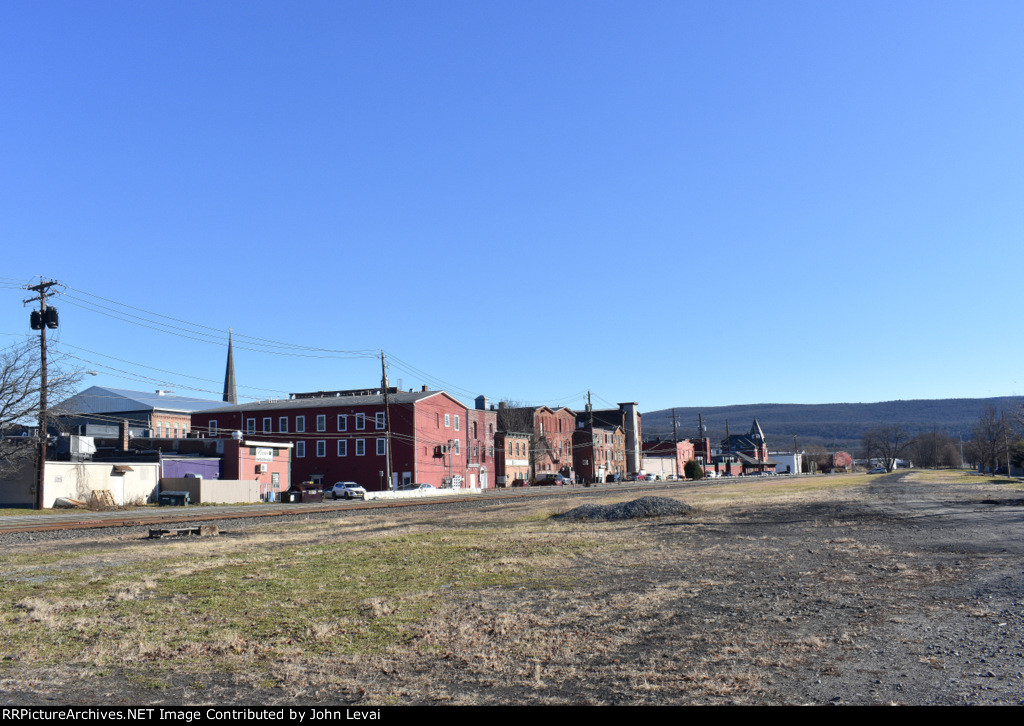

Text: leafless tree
xmin=860 ymin=424 xmax=912 ymax=472
xmin=966 ymin=406 xmax=1016 ymax=473
xmin=0 ymin=341 xmax=83 ymax=474
xmin=909 ymin=429 xmax=960 ymax=469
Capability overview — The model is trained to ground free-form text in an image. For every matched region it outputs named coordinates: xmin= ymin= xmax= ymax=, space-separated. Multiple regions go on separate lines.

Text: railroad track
xmin=0 ymin=482 xmax=661 ymax=535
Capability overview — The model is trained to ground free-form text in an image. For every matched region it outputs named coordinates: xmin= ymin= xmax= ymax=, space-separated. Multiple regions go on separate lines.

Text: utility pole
xmin=1003 ymin=412 xmax=1012 ymax=480
xmin=671 ymin=408 xmax=678 ymax=443
xmin=24 ymin=279 xmax=59 ymax=510
xmin=380 ymin=351 xmax=393 ymax=491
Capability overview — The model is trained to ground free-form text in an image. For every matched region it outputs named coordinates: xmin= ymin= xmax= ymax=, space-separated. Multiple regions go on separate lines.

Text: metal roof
xmin=56 ymin=386 xmax=227 ymax=415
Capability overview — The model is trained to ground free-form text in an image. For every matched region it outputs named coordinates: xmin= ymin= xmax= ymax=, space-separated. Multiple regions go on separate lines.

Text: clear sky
xmin=2 ymin=1 xmax=1022 ymax=413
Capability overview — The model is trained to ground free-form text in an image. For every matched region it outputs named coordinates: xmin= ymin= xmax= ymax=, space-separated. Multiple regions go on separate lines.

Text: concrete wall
xmin=44 ymin=461 xmax=160 ymax=508
xmin=160 ymin=477 xmax=261 ymax=504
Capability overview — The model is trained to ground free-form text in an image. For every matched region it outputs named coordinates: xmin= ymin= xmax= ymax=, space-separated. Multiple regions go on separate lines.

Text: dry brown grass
xmin=0 ymin=475 xmax=980 ymax=705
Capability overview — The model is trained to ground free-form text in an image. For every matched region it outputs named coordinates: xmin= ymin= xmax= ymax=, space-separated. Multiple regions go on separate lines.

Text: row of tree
xmin=856 ymin=405 xmax=1023 ymax=473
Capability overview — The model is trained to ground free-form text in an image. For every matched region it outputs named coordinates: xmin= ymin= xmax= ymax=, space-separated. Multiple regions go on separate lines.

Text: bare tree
xmin=909 ymin=429 xmax=960 ymax=469
xmin=966 ymin=406 xmax=1015 ymax=473
xmin=0 ymin=341 xmax=83 ymax=475
xmin=860 ymin=424 xmax=912 ymax=472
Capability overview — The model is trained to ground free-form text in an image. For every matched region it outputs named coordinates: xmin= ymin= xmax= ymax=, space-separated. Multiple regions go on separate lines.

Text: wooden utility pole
xmin=671 ymin=408 xmax=678 ymax=443
xmin=24 ymin=279 xmax=59 ymax=510
xmin=381 ymin=351 xmax=393 ymax=491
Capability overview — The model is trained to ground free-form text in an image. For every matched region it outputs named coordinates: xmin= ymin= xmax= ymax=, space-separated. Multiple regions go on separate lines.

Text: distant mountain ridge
xmin=641 ymin=397 xmax=1024 ymax=452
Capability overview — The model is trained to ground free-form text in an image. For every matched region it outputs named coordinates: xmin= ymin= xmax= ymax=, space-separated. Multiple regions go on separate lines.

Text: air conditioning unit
xmin=256 ymin=464 xmax=268 ymax=473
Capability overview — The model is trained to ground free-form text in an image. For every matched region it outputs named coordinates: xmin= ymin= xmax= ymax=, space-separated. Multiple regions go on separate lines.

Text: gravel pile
xmin=553 ymin=496 xmax=694 ymax=521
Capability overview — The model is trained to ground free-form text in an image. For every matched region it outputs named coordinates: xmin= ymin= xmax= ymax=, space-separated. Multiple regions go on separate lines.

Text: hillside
xmin=641 ymin=397 xmax=1024 ymax=452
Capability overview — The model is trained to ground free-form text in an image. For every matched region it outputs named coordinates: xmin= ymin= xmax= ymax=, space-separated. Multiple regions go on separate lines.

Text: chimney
xmin=498 ymin=401 xmax=507 ymax=410
xmin=421 ymin=385 xmax=429 ymax=392
xmin=119 ymin=419 xmax=130 ymax=452
xmin=475 ymin=395 xmax=489 ymax=411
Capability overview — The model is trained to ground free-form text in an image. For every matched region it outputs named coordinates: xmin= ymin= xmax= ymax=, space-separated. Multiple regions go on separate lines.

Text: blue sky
xmin=2 ymin=1 xmax=1022 ymax=413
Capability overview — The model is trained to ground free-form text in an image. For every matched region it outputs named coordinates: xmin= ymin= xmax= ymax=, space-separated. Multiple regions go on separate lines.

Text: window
xmin=473 ymin=422 xmax=477 ymax=439
xmin=279 ymin=417 xmax=288 ymax=433
xmin=246 ymin=418 xmax=255 ymax=434
xmin=376 ymin=438 xmax=386 ymax=456
xmin=356 ymin=439 xmax=365 ymax=456
xmin=375 ymin=412 xmax=385 ymax=430
xmin=209 ymin=421 xmax=218 ymax=437
xmin=454 ymin=415 xmax=460 ymax=431
xmin=296 ymin=441 xmax=306 ymax=458
xmin=337 ymin=415 xmax=347 ymax=431
xmin=453 ymin=439 xmax=460 ymax=455
xmin=263 ymin=417 xmax=272 ymax=433
xmin=444 ymin=414 xmax=450 ymax=428
xmin=436 ymin=413 xmax=440 ymax=427
xmin=316 ymin=440 xmax=326 ymax=457
xmin=355 ymin=413 xmax=365 ymax=430
xmin=296 ymin=416 xmax=305 ymax=433
xmin=338 ymin=440 xmax=347 ymax=456
xmin=316 ymin=415 xmax=326 ymax=432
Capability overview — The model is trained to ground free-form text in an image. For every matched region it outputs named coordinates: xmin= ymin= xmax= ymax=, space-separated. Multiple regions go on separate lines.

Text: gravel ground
xmin=553 ymin=496 xmax=695 ymax=521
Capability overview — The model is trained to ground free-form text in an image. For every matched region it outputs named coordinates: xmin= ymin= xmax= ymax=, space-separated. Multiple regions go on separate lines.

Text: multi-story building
xmin=495 ymin=431 xmax=530 ymax=487
xmin=497 ymin=404 xmax=576 ymax=481
xmin=54 ymin=386 xmax=227 ymax=439
xmin=587 ymin=402 xmax=642 ymax=474
xmin=465 ymin=396 xmax=498 ymax=489
xmin=573 ymin=424 xmax=626 ymax=483
xmin=190 ymin=386 xmax=473 ymax=491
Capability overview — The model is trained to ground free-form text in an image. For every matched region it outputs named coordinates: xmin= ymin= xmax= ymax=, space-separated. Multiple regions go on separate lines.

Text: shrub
xmin=684 ymin=460 xmax=704 ymax=480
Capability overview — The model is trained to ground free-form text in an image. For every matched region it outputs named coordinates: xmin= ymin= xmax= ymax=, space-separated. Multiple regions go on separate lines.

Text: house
xmin=190 ymin=386 xmax=473 ymax=491
xmin=721 ymin=419 xmax=779 ymax=475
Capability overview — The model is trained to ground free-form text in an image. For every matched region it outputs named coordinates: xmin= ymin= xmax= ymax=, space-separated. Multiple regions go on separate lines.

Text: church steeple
xmin=223 ymin=330 xmax=237 ymax=404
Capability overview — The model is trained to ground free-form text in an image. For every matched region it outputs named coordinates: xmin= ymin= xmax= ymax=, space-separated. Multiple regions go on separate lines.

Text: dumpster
xmin=158 ymin=491 xmax=190 ymax=507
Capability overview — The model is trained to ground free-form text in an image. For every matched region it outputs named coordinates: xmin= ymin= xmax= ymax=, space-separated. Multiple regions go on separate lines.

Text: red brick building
xmin=574 ymin=425 xmax=626 ymax=483
xmin=495 ymin=431 xmax=530 ymax=487
xmin=641 ymin=438 xmax=696 ymax=478
xmin=190 ymin=387 xmax=475 ymax=491
xmin=465 ymin=396 xmax=498 ymax=489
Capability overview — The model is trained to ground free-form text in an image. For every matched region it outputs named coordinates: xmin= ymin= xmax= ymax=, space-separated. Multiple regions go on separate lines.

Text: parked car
xmin=535 ymin=474 xmax=572 ymax=486
xmin=285 ymin=481 xmax=324 ymax=503
xmin=328 ymin=481 xmax=366 ymax=500
xmin=868 ymin=468 xmax=886 ymax=474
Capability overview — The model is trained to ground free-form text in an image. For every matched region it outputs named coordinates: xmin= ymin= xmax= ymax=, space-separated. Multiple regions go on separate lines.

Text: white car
xmin=328 ymin=481 xmax=366 ymax=500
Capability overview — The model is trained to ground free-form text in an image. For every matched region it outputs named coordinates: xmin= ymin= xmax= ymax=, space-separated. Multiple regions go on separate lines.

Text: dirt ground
xmin=2 ymin=471 xmax=1023 ymax=705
